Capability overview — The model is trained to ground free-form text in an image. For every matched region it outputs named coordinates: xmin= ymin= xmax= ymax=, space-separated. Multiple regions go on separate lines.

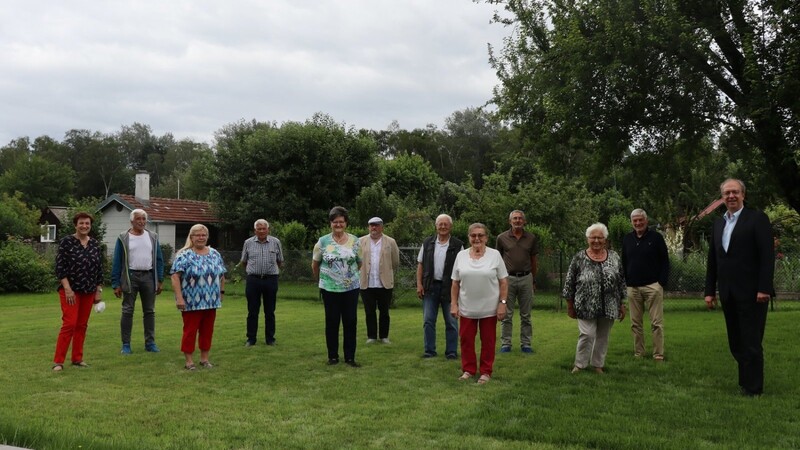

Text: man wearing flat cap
xmin=359 ymin=217 xmax=400 ymax=344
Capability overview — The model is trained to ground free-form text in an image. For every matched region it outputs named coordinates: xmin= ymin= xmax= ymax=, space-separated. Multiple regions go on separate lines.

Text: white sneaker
xmin=366 ymin=339 xmax=377 ymax=344
xmin=380 ymin=338 xmax=391 ymax=344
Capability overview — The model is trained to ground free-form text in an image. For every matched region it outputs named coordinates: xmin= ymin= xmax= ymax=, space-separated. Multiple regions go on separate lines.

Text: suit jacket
xmin=704 ymin=207 xmax=774 ymax=301
xmin=359 ymin=234 xmax=400 ymax=289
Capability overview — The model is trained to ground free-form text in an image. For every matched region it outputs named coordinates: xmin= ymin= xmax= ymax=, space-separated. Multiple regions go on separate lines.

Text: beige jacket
xmin=359 ymin=234 xmax=400 ymax=289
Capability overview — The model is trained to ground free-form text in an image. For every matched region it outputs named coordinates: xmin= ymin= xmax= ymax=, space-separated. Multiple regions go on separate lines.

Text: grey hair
xmin=435 ymin=214 xmax=453 ymax=226
xmin=509 ymin=210 xmax=526 ymax=220
xmin=468 ymin=222 xmax=489 ymax=235
xmin=130 ymin=209 xmax=147 ymax=221
xmin=630 ymin=209 xmax=647 ymax=220
xmin=720 ymin=178 xmax=746 ymax=195
xmin=585 ymin=222 xmax=609 ymax=239
xmin=254 ymin=219 xmax=270 ymax=229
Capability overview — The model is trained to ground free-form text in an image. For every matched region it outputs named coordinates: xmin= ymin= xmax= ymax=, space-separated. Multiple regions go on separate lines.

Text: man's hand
xmin=114 ymin=287 xmax=122 ymax=298
xmin=704 ymin=295 xmax=718 ymax=310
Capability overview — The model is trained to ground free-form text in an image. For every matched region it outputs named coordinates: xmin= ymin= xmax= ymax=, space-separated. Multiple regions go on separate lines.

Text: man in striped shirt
xmin=240 ymin=219 xmax=284 ymax=347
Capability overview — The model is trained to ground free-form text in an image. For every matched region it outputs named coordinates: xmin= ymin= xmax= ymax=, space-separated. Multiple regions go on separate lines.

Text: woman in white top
xmin=450 ymin=223 xmax=509 ymax=384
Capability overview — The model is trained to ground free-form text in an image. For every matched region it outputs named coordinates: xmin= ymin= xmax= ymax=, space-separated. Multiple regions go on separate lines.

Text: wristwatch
xmin=499 ymin=299 xmax=507 ymax=304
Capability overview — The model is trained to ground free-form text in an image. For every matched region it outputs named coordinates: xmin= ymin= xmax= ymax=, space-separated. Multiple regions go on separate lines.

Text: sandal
xmin=654 ymin=355 xmax=665 ymax=361
xmin=184 ymin=363 xmax=197 ymax=371
xmin=458 ymin=371 xmax=473 ymax=381
xmin=199 ymin=361 xmax=214 ymax=369
xmin=477 ymin=374 xmax=491 ymax=385
xmin=72 ymin=361 xmax=89 ymax=368
xmin=52 ymin=364 xmax=64 ymax=372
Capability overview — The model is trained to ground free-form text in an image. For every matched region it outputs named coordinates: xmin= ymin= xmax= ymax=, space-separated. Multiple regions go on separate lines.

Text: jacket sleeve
xmin=754 ymin=211 xmax=775 ymax=295
xmin=111 ymin=238 xmax=123 ymax=288
xmin=155 ymin=239 xmax=165 ymax=282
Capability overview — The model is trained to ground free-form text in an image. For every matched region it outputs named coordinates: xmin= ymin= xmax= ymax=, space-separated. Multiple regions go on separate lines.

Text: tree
xmin=484 ymin=0 xmax=800 ymax=211
xmin=0 ymin=193 xmax=40 ymax=238
xmin=213 ymin=114 xmax=379 ymax=231
xmin=0 ymin=155 xmax=74 ymax=208
xmin=379 ymin=154 xmax=442 ymax=207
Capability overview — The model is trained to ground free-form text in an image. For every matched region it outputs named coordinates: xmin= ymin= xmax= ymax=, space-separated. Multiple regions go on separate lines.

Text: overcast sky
xmin=1 ymin=0 xmax=510 ymax=146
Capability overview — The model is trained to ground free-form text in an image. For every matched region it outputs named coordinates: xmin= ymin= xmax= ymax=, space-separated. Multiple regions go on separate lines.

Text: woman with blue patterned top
xmin=312 ymin=206 xmax=362 ymax=367
xmin=562 ymin=223 xmax=626 ymax=374
xmin=170 ymin=224 xmax=226 ymax=370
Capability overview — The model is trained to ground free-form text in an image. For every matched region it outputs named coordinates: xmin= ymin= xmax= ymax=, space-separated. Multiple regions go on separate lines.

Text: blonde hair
xmin=178 ymin=224 xmax=209 ymax=254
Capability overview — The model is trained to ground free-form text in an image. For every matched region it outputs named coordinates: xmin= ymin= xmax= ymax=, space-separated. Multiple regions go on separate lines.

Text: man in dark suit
xmin=704 ymin=178 xmax=774 ymax=396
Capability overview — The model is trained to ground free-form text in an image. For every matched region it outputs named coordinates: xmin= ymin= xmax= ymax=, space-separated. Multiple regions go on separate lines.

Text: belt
xmin=130 ymin=269 xmax=153 ymax=273
xmin=509 ymin=271 xmax=530 ymax=277
xmin=248 ymin=274 xmax=278 ymax=279
xmin=432 ymin=279 xmax=443 ymax=283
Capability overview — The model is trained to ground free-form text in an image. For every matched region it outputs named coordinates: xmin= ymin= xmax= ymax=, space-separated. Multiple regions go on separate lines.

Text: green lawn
xmin=1 ymin=287 xmax=798 ymax=450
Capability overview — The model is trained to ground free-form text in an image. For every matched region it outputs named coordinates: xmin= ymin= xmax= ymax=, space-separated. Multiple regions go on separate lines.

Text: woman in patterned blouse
xmin=170 ymin=224 xmax=226 ymax=370
xmin=312 ymin=206 xmax=362 ymax=367
xmin=562 ymin=223 xmax=626 ymax=374
xmin=53 ymin=212 xmax=104 ymax=372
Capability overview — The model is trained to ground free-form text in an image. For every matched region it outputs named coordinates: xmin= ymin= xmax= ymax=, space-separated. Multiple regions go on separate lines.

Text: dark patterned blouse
xmin=55 ymin=235 xmax=104 ymax=294
xmin=562 ymin=249 xmax=626 ymax=320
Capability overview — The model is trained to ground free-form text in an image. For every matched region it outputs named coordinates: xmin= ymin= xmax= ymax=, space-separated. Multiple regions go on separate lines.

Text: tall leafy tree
xmin=213 ymin=114 xmax=379 ymax=231
xmin=483 ymin=0 xmax=800 ymax=210
xmin=0 ymin=193 xmax=40 ymax=238
xmin=0 ymin=155 xmax=74 ymax=208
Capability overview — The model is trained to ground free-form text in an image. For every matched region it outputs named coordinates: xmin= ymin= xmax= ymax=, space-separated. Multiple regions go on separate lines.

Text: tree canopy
xmin=484 ymin=0 xmax=800 ymax=211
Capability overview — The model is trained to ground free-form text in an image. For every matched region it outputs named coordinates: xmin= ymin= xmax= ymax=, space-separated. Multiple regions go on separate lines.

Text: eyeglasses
xmin=588 ymin=236 xmax=605 ymax=241
xmin=469 ymin=233 xmax=486 ymax=238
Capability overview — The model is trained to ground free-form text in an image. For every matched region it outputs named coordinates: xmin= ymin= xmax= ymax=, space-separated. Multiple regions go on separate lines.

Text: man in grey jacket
xmin=111 ymin=209 xmax=165 ymax=354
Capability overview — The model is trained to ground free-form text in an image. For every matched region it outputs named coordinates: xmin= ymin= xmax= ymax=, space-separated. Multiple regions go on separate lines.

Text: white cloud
xmin=0 ymin=0 xmax=508 ymax=145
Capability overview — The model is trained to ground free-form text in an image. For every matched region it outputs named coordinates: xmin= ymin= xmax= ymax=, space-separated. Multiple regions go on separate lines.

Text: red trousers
xmin=459 ymin=315 xmax=498 ymax=377
xmin=181 ymin=309 xmax=217 ymax=353
xmin=54 ymin=290 xmax=94 ymax=364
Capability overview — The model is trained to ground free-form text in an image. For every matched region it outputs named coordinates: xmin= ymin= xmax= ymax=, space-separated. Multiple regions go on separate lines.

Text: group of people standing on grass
xmin=51 ymin=178 xmax=775 ymax=396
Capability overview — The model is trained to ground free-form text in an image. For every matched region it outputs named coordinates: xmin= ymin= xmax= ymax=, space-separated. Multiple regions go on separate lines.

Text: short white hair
xmin=585 ymin=222 xmax=609 ymax=239
xmin=435 ymin=214 xmax=453 ymax=226
xmin=254 ymin=219 xmax=270 ymax=229
xmin=130 ymin=209 xmax=147 ymax=221
xmin=630 ymin=209 xmax=647 ymax=220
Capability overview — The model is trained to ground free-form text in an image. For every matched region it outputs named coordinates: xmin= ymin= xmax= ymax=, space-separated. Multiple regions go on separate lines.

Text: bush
xmin=0 ymin=238 xmax=56 ymax=293
xmin=274 ymin=221 xmax=308 ymax=250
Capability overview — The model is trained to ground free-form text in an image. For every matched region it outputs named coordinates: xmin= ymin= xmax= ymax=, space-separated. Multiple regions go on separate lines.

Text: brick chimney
xmin=135 ymin=172 xmax=150 ymax=205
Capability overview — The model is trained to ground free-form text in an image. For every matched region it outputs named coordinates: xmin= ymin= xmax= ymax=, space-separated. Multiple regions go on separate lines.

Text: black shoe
xmin=422 ymin=352 xmax=437 ymax=358
xmin=345 ymin=360 xmax=361 ymax=368
xmin=327 ymin=358 xmax=339 ymax=365
xmin=245 ymin=341 xmax=256 ymax=347
xmin=266 ymin=341 xmax=276 ymax=346
xmin=740 ymin=387 xmax=762 ymax=397
xmin=445 ymin=353 xmax=458 ymax=360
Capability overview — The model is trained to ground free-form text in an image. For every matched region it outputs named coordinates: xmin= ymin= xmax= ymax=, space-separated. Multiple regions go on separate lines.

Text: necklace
xmin=333 ymin=233 xmax=348 ymax=245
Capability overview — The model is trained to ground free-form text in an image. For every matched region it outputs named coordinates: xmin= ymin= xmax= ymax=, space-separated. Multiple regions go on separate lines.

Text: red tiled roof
xmin=113 ymin=194 xmax=219 ymax=223
xmin=695 ymin=198 xmax=724 ymax=221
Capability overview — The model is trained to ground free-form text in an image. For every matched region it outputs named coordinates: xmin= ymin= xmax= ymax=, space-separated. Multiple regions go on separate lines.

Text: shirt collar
xmin=725 ymin=206 xmax=744 ymax=222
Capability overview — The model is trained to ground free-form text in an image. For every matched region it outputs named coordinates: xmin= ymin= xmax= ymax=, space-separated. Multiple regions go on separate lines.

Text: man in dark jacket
xmin=621 ymin=208 xmax=669 ymax=361
xmin=416 ymin=214 xmax=463 ymax=359
xmin=704 ymin=179 xmax=774 ymax=396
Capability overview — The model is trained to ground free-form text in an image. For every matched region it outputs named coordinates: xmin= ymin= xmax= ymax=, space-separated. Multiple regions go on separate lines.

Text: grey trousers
xmin=120 ymin=270 xmax=157 ymax=345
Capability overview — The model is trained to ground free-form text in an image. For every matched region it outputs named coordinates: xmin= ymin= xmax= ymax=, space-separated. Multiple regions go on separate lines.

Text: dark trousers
xmin=321 ymin=289 xmax=359 ymax=361
xmin=721 ymin=294 xmax=769 ymax=394
xmin=245 ymin=275 xmax=279 ymax=344
xmin=361 ymin=288 xmax=392 ymax=339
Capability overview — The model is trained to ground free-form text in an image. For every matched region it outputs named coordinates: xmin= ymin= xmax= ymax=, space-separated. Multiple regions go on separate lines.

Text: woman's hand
xmin=618 ymin=304 xmax=626 ymax=322
xmin=64 ymin=287 xmax=75 ymax=306
xmin=450 ymin=303 xmax=459 ymax=319
xmin=566 ymin=300 xmax=576 ymax=319
xmin=497 ymin=302 xmax=507 ymax=321
xmin=176 ymin=298 xmax=186 ymax=311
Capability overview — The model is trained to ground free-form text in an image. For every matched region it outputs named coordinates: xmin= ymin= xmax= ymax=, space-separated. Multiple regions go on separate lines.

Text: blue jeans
xmin=422 ymin=282 xmax=458 ymax=356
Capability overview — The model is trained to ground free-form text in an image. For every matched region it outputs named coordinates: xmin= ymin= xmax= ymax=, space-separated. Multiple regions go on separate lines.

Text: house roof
xmin=695 ymin=198 xmax=725 ymax=221
xmin=96 ymin=194 xmax=219 ymax=224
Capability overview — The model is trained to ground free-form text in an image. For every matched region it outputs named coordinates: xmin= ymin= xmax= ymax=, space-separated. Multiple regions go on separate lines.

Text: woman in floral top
xmin=562 ymin=223 xmax=626 ymax=374
xmin=312 ymin=206 xmax=362 ymax=367
xmin=170 ymin=224 xmax=226 ymax=370
xmin=53 ymin=212 xmax=104 ymax=372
